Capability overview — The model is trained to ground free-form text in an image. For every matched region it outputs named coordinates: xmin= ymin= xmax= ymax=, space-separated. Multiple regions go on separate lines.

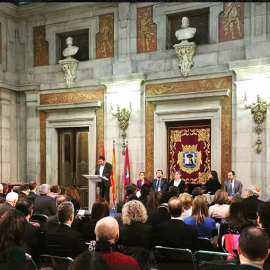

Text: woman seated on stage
xmin=206 ymin=170 xmax=221 ymax=195
xmin=184 ymin=195 xmax=216 ymax=238
xmin=136 ymin=172 xmax=150 ymax=192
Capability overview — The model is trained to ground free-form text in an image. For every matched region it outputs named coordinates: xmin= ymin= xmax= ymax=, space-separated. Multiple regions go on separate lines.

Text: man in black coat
xmin=95 ymin=155 xmax=112 ymax=203
xmin=44 ymin=201 xmax=87 ymax=258
xmin=33 ymin=184 xmax=56 ymax=216
xmin=0 ymin=192 xmax=18 ymax=217
xmin=151 ymin=170 xmax=168 ymax=193
xmin=257 ymin=202 xmax=270 ymax=247
xmin=29 ymin=181 xmax=39 ymax=201
xmin=156 ymin=197 xmax=199 ymax=253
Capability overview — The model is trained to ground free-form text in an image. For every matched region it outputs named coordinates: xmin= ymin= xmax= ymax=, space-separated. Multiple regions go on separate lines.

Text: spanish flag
xmin=111 ymin=141 xmax=117 ymax=203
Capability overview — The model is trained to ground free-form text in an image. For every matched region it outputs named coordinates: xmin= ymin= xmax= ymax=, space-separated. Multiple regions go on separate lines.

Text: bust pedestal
xmin=59 ymin=58 xmax=79 ymax=89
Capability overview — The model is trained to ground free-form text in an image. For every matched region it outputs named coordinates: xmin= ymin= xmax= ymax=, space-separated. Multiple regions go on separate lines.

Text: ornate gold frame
xmin=145 ymin=76 xmax=232 ymax=184
xmin=39 ymin=89 xmax=104 ymax=184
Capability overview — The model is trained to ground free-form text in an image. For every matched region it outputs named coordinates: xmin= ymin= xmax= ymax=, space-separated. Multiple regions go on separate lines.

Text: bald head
xmin=246 ymin=185 xmax=261 ymax=197
xmin=95 ymin=217 xmax=119 ymax=243
xmin=168 ymin=197 xmax=183 ymax=217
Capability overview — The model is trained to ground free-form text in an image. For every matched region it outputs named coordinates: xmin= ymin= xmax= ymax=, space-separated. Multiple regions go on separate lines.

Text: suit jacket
xmin=0 ymin=202 xmax=13 ymax=217
xmin=151 ymin=178 xmax=168 ymax=193
xmin=244 ymin=196 xmax=263 ymax=220
xmin=169 ymin=179 xmax=185 ymax=195
xmin=44 ymin=223 xmax=87 ymax=258
xmin=156 ymin=219 xmax=199 ymax=253
xmin=29 ymin=191 xmax=39 ymax=201
xmin=33 ymin=194 xmax=56 ymax=216
xmin=226 ymin=265 xmax=262 ymax=270
xmin=95 ymin=162 xmax=112 ymax=187
xmin=224 ymin=179 xmax=242 ymax=197
xmin=46 ymin=214 xmax=82 ymax=232
xmin=0 ymin=194 xmax=5 ymax=203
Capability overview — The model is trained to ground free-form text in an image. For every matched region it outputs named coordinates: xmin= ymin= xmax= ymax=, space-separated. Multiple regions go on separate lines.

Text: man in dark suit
xmin=15 ymin=197 xmax=42 ymax=261
xmin=233 ymin=227 xmax=269 ymax=270
xmin=244 ymin=185 xmax=263 ymax=221
xmin=257 ymin=202 xmax=270 ymax=247
xmin=95 ymin=155 xmax=112 ymax=203
xmin=151 ymin=170 xmax=168 ymax=193
xmin=224 ymin=171 xmax=242 ymax=197
xmin=29 ymin=181 xmax=39 ymax=201
xmin=156 ymin=197 xmax=199 ymax=253
xmin=169 ymin=171 xmax=185 ymax=195
xmin=0 ymin=192 xmax=18 ymax=217
xmin=44 ymin=201 xmax=87 ymax=258
xmin=33 ymin=184 xmax=56 ymax=216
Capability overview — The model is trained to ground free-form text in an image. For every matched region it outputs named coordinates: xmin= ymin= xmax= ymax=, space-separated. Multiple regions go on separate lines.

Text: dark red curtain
xmin=168 ymin=125 xmax=211 ymax=183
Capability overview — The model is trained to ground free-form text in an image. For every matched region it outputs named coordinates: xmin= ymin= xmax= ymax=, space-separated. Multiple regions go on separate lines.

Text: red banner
xmin=168 ymin=125 xmax=211 ymax=183
xmin=111 ymin=141 xmax=117 ymax=203
xmin=123 ymin=144 xmax=130 ymax=199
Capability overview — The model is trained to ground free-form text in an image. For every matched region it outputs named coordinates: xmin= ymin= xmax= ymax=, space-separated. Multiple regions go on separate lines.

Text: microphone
xmin=89 ymin=164 xmax=98 ymax=174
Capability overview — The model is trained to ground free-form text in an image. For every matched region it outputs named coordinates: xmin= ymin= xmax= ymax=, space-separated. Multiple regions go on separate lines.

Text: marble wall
xmin=0 ymin=2 xmax=269 ymax=201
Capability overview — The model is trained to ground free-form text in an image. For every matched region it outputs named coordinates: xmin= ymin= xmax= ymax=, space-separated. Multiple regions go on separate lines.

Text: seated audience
xmin=65 ymin=186 xmax=81 ymax=213
xmin=156 ymin=197 xmax=199 ymax=253
xmin=208 ymin=189 xmax=230 ymax=220
xmin=18 ymin=184 xmax=31 ymax=200
xmin=136 ymin=172 xmax=150 ymax=192
xmin=68 ymin=251 xmax=110 ymax=270
xmin=138 ymin=184 xmax=151 ymax=206
xmin=192 ymin=187 xmax=204 ymax=199
xmin=15 ymin=198 xmax=42 ymax=261
xmin=49 ymin=184 xmax=61 ymax=198
xmin=244 ymin=185 xmax=263 ymax=221
xmin=44 ymin=201 xmax=87 ymax=258
xmin=236 ymin=227 xmax=269 ymax=270
xmin=0 ymin=192 xmax=18 ymax=217
xmin=12 ymin=186 xmax=20 ymax=193
xmin=2 ymin=183 xmax=8 ymax=197
xmin=90 ymin=216 xmax=140 ymax=270
xmin=0 ymin=209 xmax=27 ymax=268
xmin=169 ymin=171 xmax=185 ymax=195
xmin=120 ymin=200 xmax=153 ymax=249
xmin=33 ymin=184 xmax=56 ymax=216
xmin=29 ymin=181 xmax=39 ymax=201
xmin=146 ymin=191 xmax=161 ymax=212
xmin=179 ymin=192 xmax=193 ymax=220
xmin=184 ymin=195 xmax=216 ymax=238
xmin=117 ymin=183 xmax=136 ymax=213
xmin=206 ymin=170 xmax=221 ymax=195
xmin=257 ymin=201 xmax=270 ymax=246
xmin=169 ymin=186 xmax=180 ymax=197
xmin=220 ymin=197 xmax=254 ymax=237
xmin=82 ymin=198 xmax=109 ymax=242
xmin=0 ymin=184 xmax=5 ymax=203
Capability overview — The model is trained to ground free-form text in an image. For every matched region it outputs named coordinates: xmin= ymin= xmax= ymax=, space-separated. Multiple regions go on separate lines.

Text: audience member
xmin=220 ymin=197 xmax=253 ymax=237
xmin=236 ymin=227 xmax=269 ymax=270
xmin=138 ymin=184 xmax=150 ymax=206
xmin=224 ymin=171 xmax=242 ymax=197
xmin=12 ymin=186 xmax=20 ymax=193
xmin=49 ymin=184 xmax=61 ymax=198
xmin=206 ymin=170 xmax=221 ymax=195
xmin=136 ymin=172 xmax=150 ymax=192
xmin=184 ymin=195 xmax=216 ymax=238
xmin=82 ymin=198 xmax=109 ymax=242
xmin=33 ymin=184 xmax=56 ymax=216
xmin=146 ymin=191 xmax=161 ymax=212
xmin=2 ymin=183 xmax=8 ymax=197
xmin=0 ymin=192 xmax=18 ymax=217
xmin=90 ymin=216 xmax=140 ymax=270
xmin=208 ymin=189 xmax=230 ymax=220
xmin=192 ymin=187 xmax=204 ymax=199
xmin=0 ymin=209 xmax=27 ymax=267
xmin=68 ymin=251 xmax=110 ymax=270
xmin=120 ymin=200 xmax=153 ymax=249
xmin=169 ymin=186 xmax=179 ymax=197
xmin=257 ymin=201 xmax=270 ymax=246
xmin=179 ymin=193 xmax=193 ymax=220
xmin=244 ymin=185 xmax=263 ymax=221
xmin=151 ymin=170 xmax=168 ymax=193
xmin=29 ymin=181 xmax=39 ymax=201
xmin=18 ymin=184 xmax=30 ymax=200
xmin=117 ymin=183 xmax=136 ymax=213
xmin=156 ymin=197 xmax=199 ymax=253
xmin=44 ymin=201 xmax=87 ymax=258
xmin=15 ymin=198 xmax=42 ymax=261
xmin=65 ymin=186 xmax=81 ymax=213
xmin=169 ymin=171 xmax=185 ymax=195
xmin=0 ymin=184 xmax=5 ymax=203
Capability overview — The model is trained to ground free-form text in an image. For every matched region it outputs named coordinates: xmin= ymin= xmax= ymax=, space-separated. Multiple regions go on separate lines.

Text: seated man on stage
xmin=224 ymin=171 xmax=242 ymax=198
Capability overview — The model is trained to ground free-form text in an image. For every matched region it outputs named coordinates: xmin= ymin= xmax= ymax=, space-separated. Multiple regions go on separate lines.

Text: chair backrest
xmin=194 ymin=250 xmax=239 ymax=270
xmin=29 ymin=214 xmax=48 ymax=232
xmin=39 ymin=254 xmax=73 ymax=270
xmin=119 ymin=245 xmax=149 ymax=264
xmin=153 ymin=246 xmax=195 ymax=270
xmin=198 ymin=237 xmax=213 ymax=251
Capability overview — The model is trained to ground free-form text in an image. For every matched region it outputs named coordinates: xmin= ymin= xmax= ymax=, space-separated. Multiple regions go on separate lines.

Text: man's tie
xmin=156 ymin=179 xmax=160 ymax=192
xmin=229 ymin=181 xmax=233 ymax=196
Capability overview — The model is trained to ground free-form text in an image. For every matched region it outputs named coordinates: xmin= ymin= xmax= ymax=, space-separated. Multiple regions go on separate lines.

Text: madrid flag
xmin=123 ymin=144 xmax=130 ymax=198
xmin=111 ymin=141 xmax=117 ymax=203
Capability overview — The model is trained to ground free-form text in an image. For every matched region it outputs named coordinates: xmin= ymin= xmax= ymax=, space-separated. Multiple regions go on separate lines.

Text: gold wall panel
xmin=145 ymin=76 xmax=232 ymax=184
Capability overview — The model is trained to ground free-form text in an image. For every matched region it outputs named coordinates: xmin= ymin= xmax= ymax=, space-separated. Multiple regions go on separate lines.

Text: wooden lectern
xmin=82 ymin=175 xmax=108 ymax=210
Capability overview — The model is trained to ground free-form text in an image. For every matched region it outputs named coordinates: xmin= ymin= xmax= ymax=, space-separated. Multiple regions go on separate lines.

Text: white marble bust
xmin=175 ymin=17 xmax=196 ymax=43
xmin=63 ymin=37 xmax=79 ymax=59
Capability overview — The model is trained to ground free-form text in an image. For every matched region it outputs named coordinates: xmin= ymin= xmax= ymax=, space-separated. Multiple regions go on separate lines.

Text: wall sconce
xmin=111 ymin=103 xmax=132 ymax=155
xmin=244 ymin=93 xmax=270 ymax=154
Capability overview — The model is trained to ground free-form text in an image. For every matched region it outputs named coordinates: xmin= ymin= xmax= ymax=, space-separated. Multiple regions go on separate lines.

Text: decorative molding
xmin=145 ymin=76 xmax=232 ymax=183
xmin=39 ymin=89 xmax=104 ymax=183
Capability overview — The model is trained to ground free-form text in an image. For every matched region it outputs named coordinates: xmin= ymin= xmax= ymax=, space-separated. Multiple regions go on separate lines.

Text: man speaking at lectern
xmin=95 ymin=155 xmax=112 ymax=204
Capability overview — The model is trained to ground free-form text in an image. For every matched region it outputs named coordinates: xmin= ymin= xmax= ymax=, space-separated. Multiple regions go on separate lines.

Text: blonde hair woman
xmin=120 ymin=200 xmax=153 ymax=248
xmin=179 ymin=193 xmax=193 ymax=220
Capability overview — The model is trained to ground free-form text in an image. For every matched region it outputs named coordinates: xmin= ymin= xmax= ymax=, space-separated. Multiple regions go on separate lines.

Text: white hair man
xmin=90 ymin=216 xmax=140 ymax=270
xmin=33 ymin=184 xmax=56 ymax=216
xmin=244 ymin=185 xmax=263 ymax=220
xmin=0 ymin=191 xmax=18 ymax=217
